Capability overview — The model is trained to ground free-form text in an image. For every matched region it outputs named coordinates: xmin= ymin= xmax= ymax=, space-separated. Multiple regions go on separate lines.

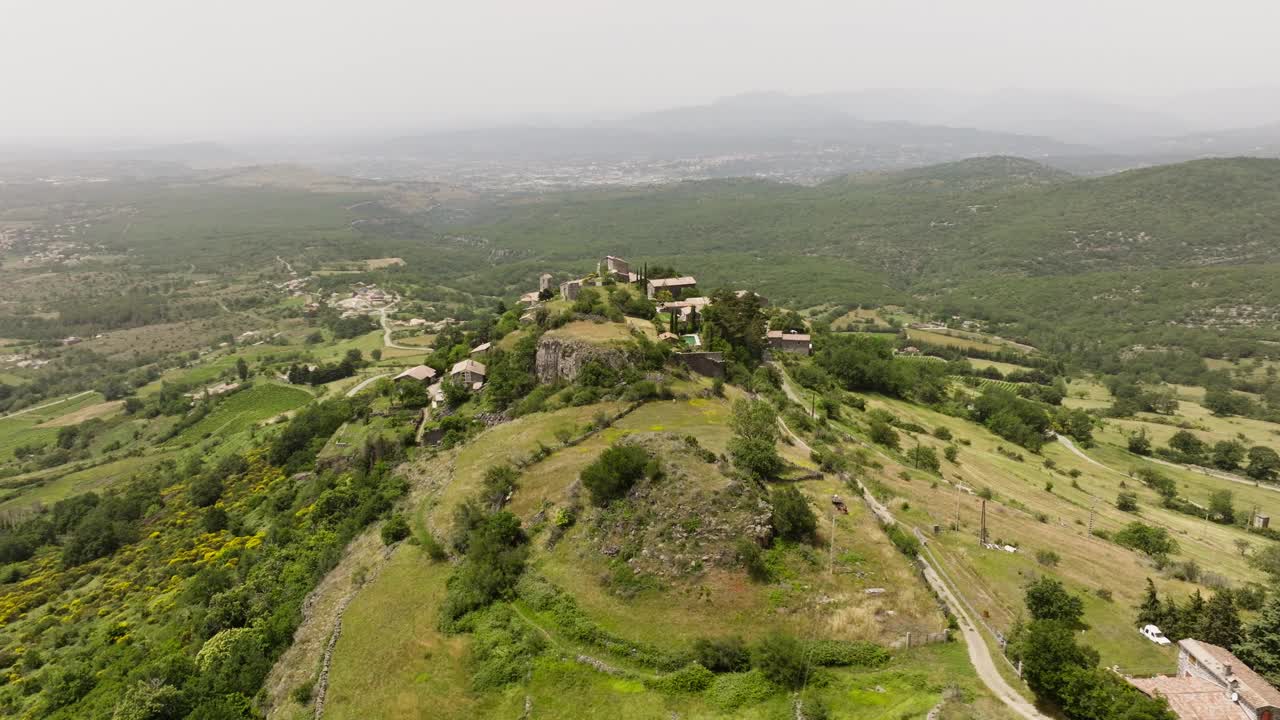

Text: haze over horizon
xmin=5 ymin=0 xmax=1280 ymax=141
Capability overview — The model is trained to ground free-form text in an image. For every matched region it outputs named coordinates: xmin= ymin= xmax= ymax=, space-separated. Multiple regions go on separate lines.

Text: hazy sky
xmin=3 ymin=0 xmax=1279 ymax=139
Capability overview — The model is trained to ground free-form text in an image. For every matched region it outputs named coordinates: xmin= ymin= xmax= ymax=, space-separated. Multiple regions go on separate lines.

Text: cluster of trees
xmin=1143 ymin=429 xmax=1280 ymax=481
xmin=970 ymin=387 xmax=1054 ymax=451
xmin=0 ymin=385 xmax=411 ymax=718
xmin=1008 ymin=577 xmax=1177 ymax=720
xmin=286 ymin=349 xmax=366 ymax=386
xmin=572 ymin=286 xmax=656 ymax=323
xmin=813 ymin=334 xmax=949 ymax=404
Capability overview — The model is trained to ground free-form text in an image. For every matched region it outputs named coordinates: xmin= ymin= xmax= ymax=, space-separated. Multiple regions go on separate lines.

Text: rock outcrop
xmin=535 ymin=335 xmax=632 ymax=384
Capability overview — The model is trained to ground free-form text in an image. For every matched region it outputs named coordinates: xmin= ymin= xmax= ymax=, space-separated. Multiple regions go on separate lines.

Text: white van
xmin=1140 ymin=624 xmax=1172 ymax=645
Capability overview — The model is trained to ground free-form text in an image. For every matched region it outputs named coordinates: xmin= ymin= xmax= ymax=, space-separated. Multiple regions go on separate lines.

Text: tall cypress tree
xmin=1201 ymin=590 xmax=1243 ymax=648
xmin=1136 ymin=578 xmax=1163 ymax=626
xmin=1234 ymin=595 xmax=1280 ymax=686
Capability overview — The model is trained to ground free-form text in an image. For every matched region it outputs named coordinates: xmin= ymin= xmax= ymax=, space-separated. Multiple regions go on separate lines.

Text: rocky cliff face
xmin=535 ymin=336 xmax=632 ymax=384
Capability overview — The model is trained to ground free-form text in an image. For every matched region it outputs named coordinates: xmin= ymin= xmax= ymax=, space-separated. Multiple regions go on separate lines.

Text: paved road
xmin=0 ymin=391 xmax=96 ymax=422
xmin=1056 ymin=433 xmax=1280 ymax=495
xmin=378 ymin=305 xmax=429 ymax=352
xmin=345 ymin=373 xmax=390 ymax=398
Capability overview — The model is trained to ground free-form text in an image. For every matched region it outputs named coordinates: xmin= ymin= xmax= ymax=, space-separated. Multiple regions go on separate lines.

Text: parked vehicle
xmin=1140 ymin=624 xmax=1172 ymax=645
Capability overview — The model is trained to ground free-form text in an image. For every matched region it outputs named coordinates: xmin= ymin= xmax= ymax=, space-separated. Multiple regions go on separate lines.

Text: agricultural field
xmin=905 ymin=328 xmax=1008 ymax=354
xmin=544 ymin=318 xmax=656 ymax=344
xmin=166 ymin=382 xmax=313 ymax=448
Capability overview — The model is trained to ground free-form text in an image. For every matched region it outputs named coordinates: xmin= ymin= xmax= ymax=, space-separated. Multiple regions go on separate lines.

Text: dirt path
xmin=1054 ymin=434 xmax=1126 ymax=477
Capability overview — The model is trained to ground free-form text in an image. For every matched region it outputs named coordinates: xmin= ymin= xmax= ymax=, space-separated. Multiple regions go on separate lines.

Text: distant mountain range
xmin=6 ymin=88 xmax=1280 ymax=187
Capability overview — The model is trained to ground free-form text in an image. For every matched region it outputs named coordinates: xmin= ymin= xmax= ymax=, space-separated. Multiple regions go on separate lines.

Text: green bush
xmin=468 ymin=605 xmax=546 ymax=690
xmin=885 ymin=524 xmax=921 ymax=556
xmin=706 ymin=670 xmax=778 ymax=711
xmin=693 ymin=636 xmax=752 ymax=673
xmin=737 ymin=539 xmax=771 ymax=582
xmin=439 ymin=512 xmax=529 ymax=628
xmin=770 ymin=486 xmax=817 ymax=542
xmin=752 ymin=633 xmax=808 ymax=689
xmin=804 ymin=639 xmax=890 ymax=668
xmin=380 ymin=514 xmax=410 ymax=545
xmin=580 ymin=444 xmax=651 ymax=506
xmin=647 ymin=662 xmax=715 ymax=693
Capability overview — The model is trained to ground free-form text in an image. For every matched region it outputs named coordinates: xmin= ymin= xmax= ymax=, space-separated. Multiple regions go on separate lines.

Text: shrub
xmin=1113 ymin=522 xmax=1179 ymax=558
xmin=468 ymin=605 xmax=546 ymax=690
xmin=480 ymin=464 xmax=519 ymax=510
xmin=752 ymin=633 xmax=808 ymax=689
xmin=933 ymin=426 xmax=952 ymax=441
xmin=737 ymin=539 xmax=771 ymax=582
xmin=770 ymin=486 xmax=817 ymax=543
xmin=944 ymin=445 xmax=959 ymax=463
xmin=885 ymin=524 xmax=921 ymax=556
xmin=648 ymin=662 xmax=715 ymax=693
xmin=580 ymin=444 xmax=651 ymax=506
xmin=805 ymin=640 xmax=889 ymax=668
xmin=381 ymin=514 xmax=410 ymax=545
xmin=1116 ymin=491 xmax=1139 ymax=512
xmin=1036 ymin=549 xmax=1061 ymax=567
xmin=693 ymin=636 xmax=752 ymax=673
xmin=706 ymin=670 xmax=777 ymax=711
xmin=439 ymin=512 xmax=529 ymax=627
xmin=906 ymin=445 xmax=940 ymax=473
xmin=867 ymin=419 xmax=900 ymax=449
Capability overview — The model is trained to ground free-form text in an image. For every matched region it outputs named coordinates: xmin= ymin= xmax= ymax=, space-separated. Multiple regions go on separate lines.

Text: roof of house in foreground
xmin=1128 ymin=675 xmax=1249 ymax=720
xmin=393 ymin=365 xmax=437 ymax=381
xmin=1181 ymin=638 xmax=1280 ymax=709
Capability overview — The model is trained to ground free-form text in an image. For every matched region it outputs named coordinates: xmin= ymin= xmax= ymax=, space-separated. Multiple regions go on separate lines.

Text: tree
xmin=395 ymin=380 xmax=429 ymax=408
xmin=1211 ymin=440 xmax=1246 ymax=471
xmin=693 ymin=636 xmax=751 ymax=673
xmin=1250 ymin=543 xmax=1280 ymax=581
xmin=1116 ymin=491 xmax=1139 ymax=512
xmin=1201 ymin=591 xmax=1243 ymax=648
xmin=1234 ymin=595 xmax=1280 ymax=686
xmin=235 ymin=357 xmax=249 ymax=381
xmin=1208 ymin=489 xmax=1235 ymax=524
xmin=867 ymin=418 xmax=899 ymax=450
xmin=1168 ymin=430 xmax=1205 ymax=461
xmin=1176 ymin=590 xmax=1207 ymax=640
xmin=728 ymin=399 xmax=783 ymax=481
xmin=770 ymin=486 xmax=817 ymax=542
xmin=906 ymin=445 xmax=940 ymax=473
xmin=1113 ymin=522 xmax=1178 ymax=558
xmin=1135 ymin=578 xmax=1163 ymax=626
xmin=580 ymin=444 xmax=650 ymax=506
xmin=1127 ymin=428 xmax=1152 ymax=456
xmin=1025 ymin=577 xmax=1086 ymax=627
xmin=752 ymin=633 xmax=807 ymax=689
xmin=480 ymin=464 xmax=519 ymax=510
xmin=1246 ymin=446 xmax=1280 ymax=482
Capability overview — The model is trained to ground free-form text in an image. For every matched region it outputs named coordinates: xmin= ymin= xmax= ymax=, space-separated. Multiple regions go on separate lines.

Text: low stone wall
xmin=675 ymin=351 xmax=725 ymax=378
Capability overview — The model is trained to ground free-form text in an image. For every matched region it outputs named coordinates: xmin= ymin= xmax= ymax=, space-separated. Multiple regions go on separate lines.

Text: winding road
xmin=0 ymin=390 xmax=96 ymax=422
xmin=378 ymin=305 xmax=430 ymax=352
xmin=345 ymin=374 xmax=391 ymax=398
xmin=772 ymin=363 xmax=1047 ymax=719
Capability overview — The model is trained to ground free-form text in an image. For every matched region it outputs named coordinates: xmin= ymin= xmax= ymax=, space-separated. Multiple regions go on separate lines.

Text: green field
xmin=168 ymin=383 xmax=313 ymax=446
xmin=0 ymin=392 xmax=104 ymax=461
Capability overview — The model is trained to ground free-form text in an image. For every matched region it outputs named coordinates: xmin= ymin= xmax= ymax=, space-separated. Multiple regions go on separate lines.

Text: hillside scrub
xmin=580 ymin=444 xmax=652 ymax=506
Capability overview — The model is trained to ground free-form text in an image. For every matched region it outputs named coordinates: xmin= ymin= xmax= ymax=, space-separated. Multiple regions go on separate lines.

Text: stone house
xmin=766 ymin=330 xmax=812 ymax=356
xmin=560 ymin=279 xmax=583 ymax=301
xmin=450 ymin=358 xmax=487 ymax=386
xmin=646 ymin=276 xmax=698 ymax=299
xmin=1129 ymin=639 xmax=1280 ymax=720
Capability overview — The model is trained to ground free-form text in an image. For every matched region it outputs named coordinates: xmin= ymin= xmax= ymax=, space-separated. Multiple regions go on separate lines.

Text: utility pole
xmin=953 ymin=483 xmax=962 ymax=530
xmin=1088 ymin=502 xmax=1095 ymax=535
xmin=979 ymin=499 xmax=988 ymax=546
xmin=828 ymin=508 xmax=836 ymax=577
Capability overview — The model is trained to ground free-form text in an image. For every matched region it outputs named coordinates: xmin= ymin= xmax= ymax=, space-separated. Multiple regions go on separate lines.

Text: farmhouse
xmin=539 ymin=273 xmax=554 ymax=292
xmin=450 ymin=358 xmax=487 ymax=386
xmin=600 ymin=255 xmax=631 ymax=280
xmin=393 ymin=365 xmax=437 ymax=383
xmin=766 ymin=330 xmax=812 ymax=356
xmin=658 ymin=296 xmax=711 ymax=322
xmin=646 ymin=276 xmax=698 ymax=299
xmin=560 ymin=279 xmax=583 ymax=301
xmin=1128 ymin=639 xmax=1280 ymax=720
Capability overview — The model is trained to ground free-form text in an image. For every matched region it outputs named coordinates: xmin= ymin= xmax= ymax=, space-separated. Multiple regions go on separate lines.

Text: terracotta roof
xmin=450 ymin=359 xmax=487 ymax=377
xmin=649 ymin=276 xmax=697 ymax=287
xmin=1181 ymin=638 xmax=1280 ymax=709
xmin=470 ymin=342 xmax=491 ymax=354
xmin=393 ymin=365 xmax=437 ymax=381
xmin=1128 ymin=675 xmax=1249 ymax=720
xmin=782 ymin=333 xmax=811 ymax=342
